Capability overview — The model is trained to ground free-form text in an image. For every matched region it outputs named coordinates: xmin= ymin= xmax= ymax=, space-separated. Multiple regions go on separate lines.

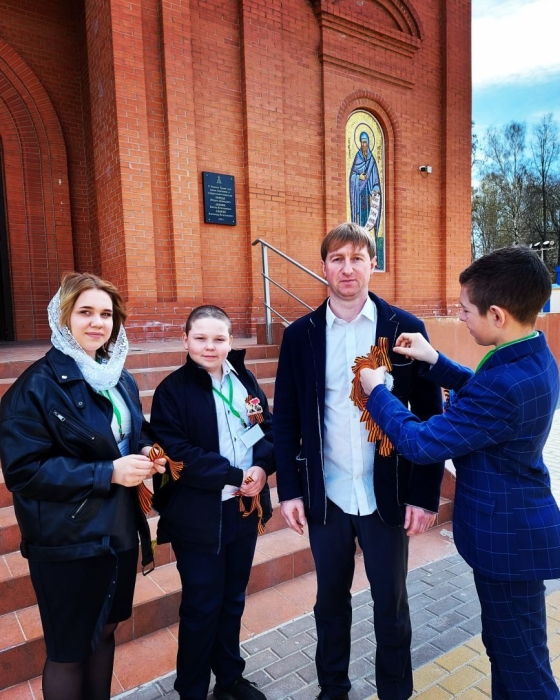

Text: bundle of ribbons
xmin=350 ymin=337 xmax=394 ymax=456
xmin=136 ymin=443 xmax=184 ymax=515
xmin=236 ymin=475 xmax=266 ymax=535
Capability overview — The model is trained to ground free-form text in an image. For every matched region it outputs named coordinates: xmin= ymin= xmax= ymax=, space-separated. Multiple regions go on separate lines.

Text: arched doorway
xmin=0 ymin=40 xmax=74 ymax=340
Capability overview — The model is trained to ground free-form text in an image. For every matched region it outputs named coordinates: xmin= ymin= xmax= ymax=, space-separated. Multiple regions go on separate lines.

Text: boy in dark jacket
xmin=150 ymin=305 xmax=274 ymax=700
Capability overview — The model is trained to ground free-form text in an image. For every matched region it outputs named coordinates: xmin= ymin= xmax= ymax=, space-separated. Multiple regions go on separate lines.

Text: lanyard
xmin=475 ymin=332 xmax=538 ymax=373
xmin=99 ymin=389 xmax=125 ymax=441
xmin=212 ymin=374 xmax=247 ymax=429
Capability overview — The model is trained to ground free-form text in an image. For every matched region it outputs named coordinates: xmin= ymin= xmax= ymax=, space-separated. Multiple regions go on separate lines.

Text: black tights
xmin=42 ymin=622 xmax=118 ymax=700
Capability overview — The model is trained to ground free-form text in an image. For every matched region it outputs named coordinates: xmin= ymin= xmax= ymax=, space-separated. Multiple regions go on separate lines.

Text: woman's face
xmin=69 ymin=288 xmax=114 ymax=359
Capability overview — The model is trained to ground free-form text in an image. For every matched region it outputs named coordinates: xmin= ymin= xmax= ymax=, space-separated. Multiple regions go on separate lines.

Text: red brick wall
xmin=0 ymin=0 xmax=472 ymax=341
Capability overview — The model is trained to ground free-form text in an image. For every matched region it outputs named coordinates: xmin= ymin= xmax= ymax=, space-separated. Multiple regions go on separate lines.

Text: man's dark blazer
xmin=366 ymin=332 xmax=560 ymax=581
xmin=273 ymin=292 xmax=444 ymax=526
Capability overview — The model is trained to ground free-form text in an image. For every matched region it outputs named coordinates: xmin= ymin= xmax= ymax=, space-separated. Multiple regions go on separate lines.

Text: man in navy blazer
xmin=361 ymin=246 xmax=560 ymax=699
xmin=273 ymin=223 xmax=444 ymax=700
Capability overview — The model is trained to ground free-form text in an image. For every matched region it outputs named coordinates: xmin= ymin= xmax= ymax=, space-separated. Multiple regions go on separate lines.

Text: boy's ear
xmin=488 ymin=305 xmax=507 ymax=328
xmin=182 ymin=332 xmax=189 ymax=351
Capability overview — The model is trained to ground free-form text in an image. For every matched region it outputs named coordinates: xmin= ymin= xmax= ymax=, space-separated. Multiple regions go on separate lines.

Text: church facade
xmin=0 ymin=0 xmax=471 ymax=341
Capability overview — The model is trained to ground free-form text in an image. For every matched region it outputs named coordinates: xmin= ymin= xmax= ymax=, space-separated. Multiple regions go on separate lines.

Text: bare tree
xmin=528 ymin=114 xmax=560 ymax=265
xmin=483 ymin=122 xmax=529 ymax=244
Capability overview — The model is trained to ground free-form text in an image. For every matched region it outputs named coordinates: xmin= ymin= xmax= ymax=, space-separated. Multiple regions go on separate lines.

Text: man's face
xmin=322 ymin=243 xmax=376 ymax=304
xmin=458 ymin=286 xmax=495 ymax=346
xmin=361 ymin=139 xmax=368 ymax=156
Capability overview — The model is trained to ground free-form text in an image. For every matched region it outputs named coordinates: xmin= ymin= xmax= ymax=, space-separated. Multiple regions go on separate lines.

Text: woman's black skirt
xmin=29 ymin=545 xmax=138 ymax=663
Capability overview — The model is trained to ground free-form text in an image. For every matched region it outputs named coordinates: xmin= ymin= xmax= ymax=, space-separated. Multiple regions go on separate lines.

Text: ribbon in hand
xmin=136 ymin=443 xmax=184 ymax=515
xmin=350 ymin=337 xmax=394 ymax=456
xmin=235 ymin=475 xmax=266 ymax=535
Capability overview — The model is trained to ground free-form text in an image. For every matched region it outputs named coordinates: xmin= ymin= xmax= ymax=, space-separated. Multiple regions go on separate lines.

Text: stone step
xmin=0 ymin=513 xmax=312 ymax=691
xmin=129 ymin=357 xmax=279 ymax=393
xmin=0 ymin=341 xmax=280 ymax=386
xmin=0 ymin=507 xmax=19 ymax=557
xmin=0 ymin=486 xmax=285 ymax=615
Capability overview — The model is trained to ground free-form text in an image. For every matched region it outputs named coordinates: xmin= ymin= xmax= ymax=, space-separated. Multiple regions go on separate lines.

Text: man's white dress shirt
xmin=324 ymin=297 xmax=377 ymax=515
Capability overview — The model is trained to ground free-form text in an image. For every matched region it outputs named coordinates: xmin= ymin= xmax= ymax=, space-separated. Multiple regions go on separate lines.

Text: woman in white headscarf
xmin=0 ymin=272 xmax=165 ymax=700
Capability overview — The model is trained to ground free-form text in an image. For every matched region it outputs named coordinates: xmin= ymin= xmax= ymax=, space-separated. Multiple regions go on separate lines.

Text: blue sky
xmin=472 ymin=0 xmax=560 ymax=140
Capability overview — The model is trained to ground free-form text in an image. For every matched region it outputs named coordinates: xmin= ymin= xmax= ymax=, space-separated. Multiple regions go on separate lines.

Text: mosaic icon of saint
xmin=349 ymin=132 xmax=382 ymax=235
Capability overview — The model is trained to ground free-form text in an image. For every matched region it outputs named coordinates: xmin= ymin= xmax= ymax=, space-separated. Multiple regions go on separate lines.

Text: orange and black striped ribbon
xmin=350 ymin=338 xmax=394 ymax=456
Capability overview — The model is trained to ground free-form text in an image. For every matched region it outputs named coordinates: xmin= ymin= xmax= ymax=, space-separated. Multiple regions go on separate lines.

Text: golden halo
xmin=354 ymin=123 xmax=376 ymax=152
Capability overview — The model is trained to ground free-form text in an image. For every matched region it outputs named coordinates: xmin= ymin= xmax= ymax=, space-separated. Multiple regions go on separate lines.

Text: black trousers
xmin=308 ymin=500 xmax=412 ymax=700
xmin=172 ymin=498 xmax=258 ymax=700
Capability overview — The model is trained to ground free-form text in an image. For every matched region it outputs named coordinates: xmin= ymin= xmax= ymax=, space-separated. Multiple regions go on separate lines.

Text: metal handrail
xmin=252 ymin=238 xmax=328 ymax=344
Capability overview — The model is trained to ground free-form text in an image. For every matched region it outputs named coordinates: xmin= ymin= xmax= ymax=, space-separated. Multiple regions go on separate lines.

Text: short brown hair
xmin=459 ymin=246 xmax=551 ymax=324
xmin=320 ymin=222 xmax=376 ymax=261
xmin=185 ymin=305 xmax=232 ymax=335
xmin=58 ymin=272 xmax=126 ymax=355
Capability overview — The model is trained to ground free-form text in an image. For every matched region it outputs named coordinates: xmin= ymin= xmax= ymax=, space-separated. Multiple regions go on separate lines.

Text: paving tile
xmin=265 ymin=650 xmax=311 ymax=680
xmin=259 ymin=673 xmax=305 ymax=699
xmin=242 ymin=589 xmax=305 ymax=636
xmin=410 ymin=607 xmax=438 ymax=628
xmin=436 ymin=644 xmax=478 ymax=671
xmin=296 ymin=662 xmax=318 ymax=685
xmin=113 ymin=628 xmax=177 ymax=691
xmin=426 ymin=610 xmax=468 ymax=633
xmin=242 ymin=649 xmax=280 ymax=677
xmin=414 ymin=686 xmax=453 ymax=699
xmin=349 ymin=635 xmax=375 ymax=661
xmin=269 ymin=631 xmax=315 ymax=659
xmin=411 ymin=643 xmax=444 ymax=668
xmin=430 ymin=627 xmax=475 ymax=653
xmin=241 ymin=629 xmax=286 ymax=656
xmin=438 ymin=665 xmax=485 ymax=695
xmin=0 ymin=612 xmax=25 ymax=650
xmin=0 ymin=682 xmax=35 ymax=699
xmin=413 ymin=662 xmax=448 ymax=691
xmin=273 ymin=572 xmax=317 ymax=613
xmin=411 ymin=624 xmax=441 ymax=648
xmin=425 ymin=595 xmax=462 ymax=616
xmin=277 ymin=614 xmax=316 ymax=638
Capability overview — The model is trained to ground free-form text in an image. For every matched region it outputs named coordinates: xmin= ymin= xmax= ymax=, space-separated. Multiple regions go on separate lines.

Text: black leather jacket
xmin=0 ymin=348 xmax=154 ymax=571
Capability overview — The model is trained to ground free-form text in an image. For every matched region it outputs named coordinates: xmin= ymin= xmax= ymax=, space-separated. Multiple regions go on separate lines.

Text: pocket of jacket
xmin=67 ymin=498 xmax=93 ymax=522
xmin=51 ymin=408 xmax=97 ymax=443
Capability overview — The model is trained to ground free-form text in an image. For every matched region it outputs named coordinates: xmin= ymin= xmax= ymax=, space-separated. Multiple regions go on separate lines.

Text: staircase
xmin=0 ymin=340 xmax=453 ymax=697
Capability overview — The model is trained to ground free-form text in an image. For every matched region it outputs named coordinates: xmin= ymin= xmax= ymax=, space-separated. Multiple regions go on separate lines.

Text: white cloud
xmin=472 ymin=0 xmax=560 ymax=87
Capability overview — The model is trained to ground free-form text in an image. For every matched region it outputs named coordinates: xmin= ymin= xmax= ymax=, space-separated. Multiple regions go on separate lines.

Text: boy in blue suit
xmin=360 ymin=246 xmax=560 ymax=699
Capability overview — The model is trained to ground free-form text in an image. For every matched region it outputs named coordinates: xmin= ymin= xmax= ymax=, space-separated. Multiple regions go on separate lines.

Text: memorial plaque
xmin=202 ymin=172 xmax=236 ymax=225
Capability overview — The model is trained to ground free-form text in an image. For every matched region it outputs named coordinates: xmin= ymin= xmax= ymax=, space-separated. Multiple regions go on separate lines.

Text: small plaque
xmin=202 ymin=172 xmax=236 ymax=225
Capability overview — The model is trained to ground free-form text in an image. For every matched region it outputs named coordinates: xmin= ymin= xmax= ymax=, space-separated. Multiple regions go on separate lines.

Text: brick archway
xmin=0 ymin=39 xmax=74 ymax=340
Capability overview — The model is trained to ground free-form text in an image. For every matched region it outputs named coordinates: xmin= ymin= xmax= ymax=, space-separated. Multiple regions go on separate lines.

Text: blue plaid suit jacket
xmin=366 ymin=332 xmax=560 ymax=581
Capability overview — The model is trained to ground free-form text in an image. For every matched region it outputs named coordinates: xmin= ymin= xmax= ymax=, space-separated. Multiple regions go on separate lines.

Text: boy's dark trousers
xmin=172 ymin=498 xmax=258 ymax=700
xmin=474 ymin=574 xmax=560 ymax=699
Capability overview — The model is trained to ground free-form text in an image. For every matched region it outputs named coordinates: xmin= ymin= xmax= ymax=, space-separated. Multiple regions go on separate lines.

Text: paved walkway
xmin=116 ymin=410 xmax=560 ymax=700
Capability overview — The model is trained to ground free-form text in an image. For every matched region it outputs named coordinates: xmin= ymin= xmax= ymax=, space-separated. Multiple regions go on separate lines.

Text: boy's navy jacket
xmin=366 ymin=332 xmax=560 ymax=581
xmin=150 ymin=349 xmax=275 ymax=554
xmin=272 ymin=293 xmax=444 ymax=527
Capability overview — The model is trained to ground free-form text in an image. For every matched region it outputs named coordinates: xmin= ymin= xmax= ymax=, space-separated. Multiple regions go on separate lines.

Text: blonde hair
xmin=58 ymin=272 xmax=127 ymax=356
xmin=320 ymin=222 xmax=376 ymax=261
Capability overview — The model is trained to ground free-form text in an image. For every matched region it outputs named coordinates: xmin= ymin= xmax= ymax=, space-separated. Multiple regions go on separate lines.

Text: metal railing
xmin=252 ymin=238 xmax=328 ymax=344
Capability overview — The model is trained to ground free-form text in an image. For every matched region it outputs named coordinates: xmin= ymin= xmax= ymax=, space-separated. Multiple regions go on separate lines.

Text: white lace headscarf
xmin=48 ymin=288 xmax=129 ymax=391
